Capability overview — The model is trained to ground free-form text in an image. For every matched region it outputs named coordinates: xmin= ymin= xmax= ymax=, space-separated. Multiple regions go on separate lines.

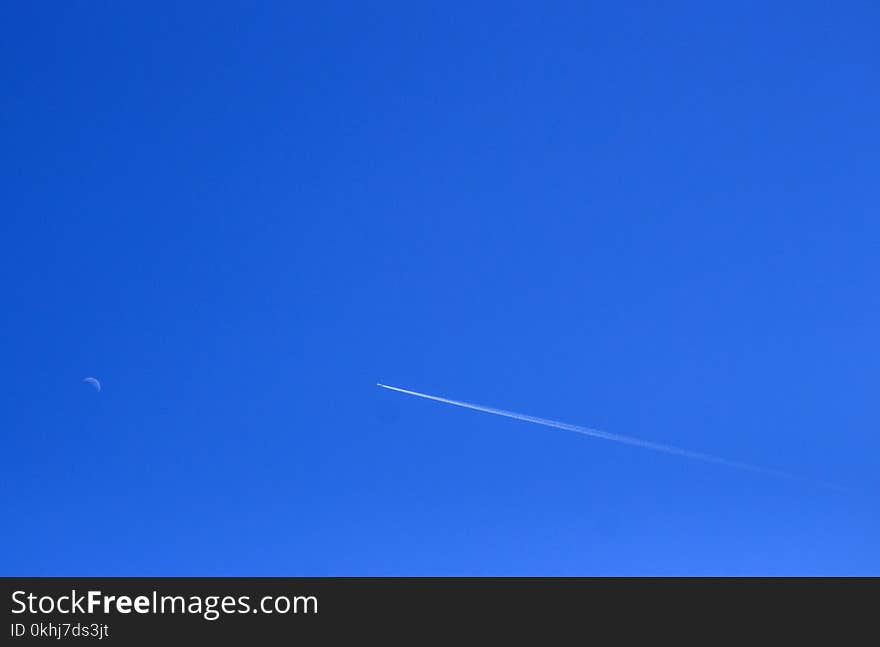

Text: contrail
xmin=377 ymin=383 xmax=845 ymax=490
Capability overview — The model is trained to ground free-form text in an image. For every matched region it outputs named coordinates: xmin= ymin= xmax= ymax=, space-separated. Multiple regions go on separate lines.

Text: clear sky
xmin=2 ymin=2 xmax=877 ymax=575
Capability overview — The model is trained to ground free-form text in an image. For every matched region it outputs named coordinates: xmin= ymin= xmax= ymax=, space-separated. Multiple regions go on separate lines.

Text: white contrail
xmin=377 ymin=383 xmax=843 ymax=489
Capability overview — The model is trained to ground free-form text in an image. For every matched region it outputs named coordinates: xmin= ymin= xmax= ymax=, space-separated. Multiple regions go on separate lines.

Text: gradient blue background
xmin=2 ymin=2 xmax=877 ymax=575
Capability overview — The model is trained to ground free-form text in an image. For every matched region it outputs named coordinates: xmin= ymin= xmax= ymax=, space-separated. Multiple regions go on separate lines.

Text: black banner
xmin=2 ymin=578 xmax=875 ymax=642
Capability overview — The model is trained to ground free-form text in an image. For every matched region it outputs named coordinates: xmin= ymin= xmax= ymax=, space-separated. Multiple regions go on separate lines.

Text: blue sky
xmin=1 ymin=2 xmax=877 ymax=575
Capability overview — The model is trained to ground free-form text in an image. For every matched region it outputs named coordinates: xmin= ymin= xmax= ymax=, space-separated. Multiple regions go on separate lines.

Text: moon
xmin=83 ymin=377 xmax=101 ymax=392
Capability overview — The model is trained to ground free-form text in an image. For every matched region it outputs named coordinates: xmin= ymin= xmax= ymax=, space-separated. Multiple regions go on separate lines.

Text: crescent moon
xmin=83 ymin=377 xmax=101 ymax=392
